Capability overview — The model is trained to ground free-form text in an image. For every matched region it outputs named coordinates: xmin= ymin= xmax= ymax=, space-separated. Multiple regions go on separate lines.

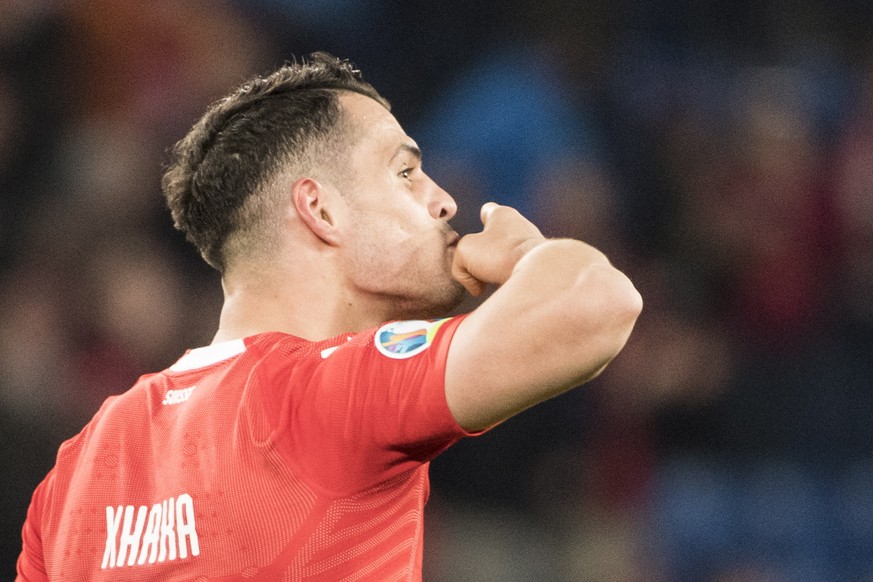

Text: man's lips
xmin=446 ymin=231 xmax=460 ymax=247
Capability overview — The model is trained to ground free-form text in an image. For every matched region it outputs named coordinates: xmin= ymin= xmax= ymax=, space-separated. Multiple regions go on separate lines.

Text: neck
xmin=211 ymin=259 xmax=391 ymax=344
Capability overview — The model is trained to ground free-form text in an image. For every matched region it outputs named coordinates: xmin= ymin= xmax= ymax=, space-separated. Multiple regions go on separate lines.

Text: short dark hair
xmin=161 ymin=52 xmax=389 ymax=272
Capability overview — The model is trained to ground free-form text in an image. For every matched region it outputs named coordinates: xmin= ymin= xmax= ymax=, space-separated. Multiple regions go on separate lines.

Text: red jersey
xmin=18 ymin=316 xmax=480 ymax=581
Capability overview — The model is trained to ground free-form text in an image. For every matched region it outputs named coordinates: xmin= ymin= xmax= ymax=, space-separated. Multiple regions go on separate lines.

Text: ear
xmin=290 ymin=177 xmax=342 ymax=246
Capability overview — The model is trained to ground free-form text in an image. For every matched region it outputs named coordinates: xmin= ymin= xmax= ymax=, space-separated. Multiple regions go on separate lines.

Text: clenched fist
xmin=451 ymin=203 xmax=546 ymax=296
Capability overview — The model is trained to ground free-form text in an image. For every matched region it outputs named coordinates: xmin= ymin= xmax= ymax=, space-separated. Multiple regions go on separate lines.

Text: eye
xmin=399 ymin=167 xmax=414 ymax=180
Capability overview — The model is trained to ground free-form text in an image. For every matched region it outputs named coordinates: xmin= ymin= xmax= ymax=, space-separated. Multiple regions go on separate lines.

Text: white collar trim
xmin=169 ymin=338 xmax=246 ymax=372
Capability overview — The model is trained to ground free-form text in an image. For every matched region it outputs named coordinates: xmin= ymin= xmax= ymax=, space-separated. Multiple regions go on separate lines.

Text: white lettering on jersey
xmin=160 ymin=496 xmax=176 ymax=561
xmin=138 ymin=503 xmax=162 ymax=565
xmin=101 ymin=493 xmax=199 ymax=569
xmin=162 ymin=386 xmax=196 ymax=405
xmin=117 ymin=505 xmax=147 ymax=566
xmin=102 ymin=505 xmax=123 ymax=568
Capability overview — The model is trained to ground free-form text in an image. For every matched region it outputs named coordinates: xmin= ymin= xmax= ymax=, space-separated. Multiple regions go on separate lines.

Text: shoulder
xmin=314 ymin=317 xmax=467 ymax=383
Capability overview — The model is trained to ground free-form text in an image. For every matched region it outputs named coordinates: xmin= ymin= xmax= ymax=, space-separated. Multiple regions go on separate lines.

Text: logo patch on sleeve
xmin=375 ymin=318 xmax=450 ymax=359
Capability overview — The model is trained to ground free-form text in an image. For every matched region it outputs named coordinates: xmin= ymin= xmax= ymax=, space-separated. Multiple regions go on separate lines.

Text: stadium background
xmin=2 ymin=1 xmax=873 ymax=579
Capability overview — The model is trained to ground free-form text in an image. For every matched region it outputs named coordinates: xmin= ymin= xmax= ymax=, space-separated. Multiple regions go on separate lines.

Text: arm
xmin=445 ymin=203 xmax=642 ymax=431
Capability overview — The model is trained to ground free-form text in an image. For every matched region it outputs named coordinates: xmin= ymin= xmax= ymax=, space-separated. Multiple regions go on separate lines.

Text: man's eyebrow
xmin=390 ymin=143 xmax=422 ymax=163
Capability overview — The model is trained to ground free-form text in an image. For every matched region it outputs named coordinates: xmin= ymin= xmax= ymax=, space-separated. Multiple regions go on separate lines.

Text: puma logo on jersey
xmin=162 ymin=386 xmax=196 ymax=405
xmin=321 ymin=336 xmax=353 ymax=359
xmin=101 ymin=493 xmax=200 ymax=569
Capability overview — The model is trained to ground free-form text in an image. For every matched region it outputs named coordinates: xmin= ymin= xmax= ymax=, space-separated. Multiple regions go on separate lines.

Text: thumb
xmin=480 ymin=202 xmax=500 ymax=226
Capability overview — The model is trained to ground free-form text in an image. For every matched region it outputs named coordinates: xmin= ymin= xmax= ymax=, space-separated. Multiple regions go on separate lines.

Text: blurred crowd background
xmin=2 ymin=1 xmax=873 ymax=580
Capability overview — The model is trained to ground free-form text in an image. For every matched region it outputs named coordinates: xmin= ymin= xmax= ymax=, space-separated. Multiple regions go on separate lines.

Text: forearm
xmin=488 ymin=238 xmax=640 ymax=393
xmin=510 ymin=237 xmax=613 ymax=284
xmin=446 ymin=236 xmax=641 ymax=431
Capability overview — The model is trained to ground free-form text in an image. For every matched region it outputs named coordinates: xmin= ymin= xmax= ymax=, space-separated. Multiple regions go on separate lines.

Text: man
xmin=18 ymin=52 xmax=641 ymax=580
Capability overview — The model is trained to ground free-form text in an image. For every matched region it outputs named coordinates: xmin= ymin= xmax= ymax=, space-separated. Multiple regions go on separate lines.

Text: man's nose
xmin=427 ymin=179 xmax=458 ymax=221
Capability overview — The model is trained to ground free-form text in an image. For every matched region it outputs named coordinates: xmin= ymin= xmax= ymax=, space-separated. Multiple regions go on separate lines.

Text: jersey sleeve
xmin=17 ymin=469 xmax=53 ymax=581
xmin=273 ymin=315 xmax=484 ymax=494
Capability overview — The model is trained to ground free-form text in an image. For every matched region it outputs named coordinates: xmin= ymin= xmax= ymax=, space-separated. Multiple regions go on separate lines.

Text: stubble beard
xmin=388 ymin=256 xmax=465 ymax=321
xmin=352 ymin=219 xmax=466 ymax=321
xmin=417 ymin=274 xmax=466 ymax=319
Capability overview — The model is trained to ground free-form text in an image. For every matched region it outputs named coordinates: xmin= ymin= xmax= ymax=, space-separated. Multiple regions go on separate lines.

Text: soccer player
xmin=17 ymin=52 xmax=642 ymax=580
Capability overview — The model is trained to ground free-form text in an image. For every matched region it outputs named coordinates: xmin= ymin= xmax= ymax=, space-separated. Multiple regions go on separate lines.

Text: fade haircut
xmin=161 ymin=52 xmax=389 ymax=272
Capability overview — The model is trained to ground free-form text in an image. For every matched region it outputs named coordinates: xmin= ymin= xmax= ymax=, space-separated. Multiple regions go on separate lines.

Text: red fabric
xmin=18 ymin=316 xmax=476 ymax=581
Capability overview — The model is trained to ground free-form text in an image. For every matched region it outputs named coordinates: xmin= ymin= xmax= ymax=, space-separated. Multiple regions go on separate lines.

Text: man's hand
xmin=451 ymin=203 xmax=546 ymax=296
